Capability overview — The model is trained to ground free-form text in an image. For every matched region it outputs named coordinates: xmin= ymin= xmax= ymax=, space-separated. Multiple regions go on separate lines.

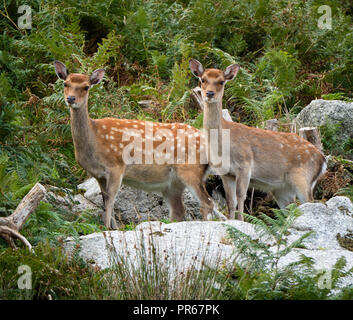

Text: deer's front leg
xmin=103 ymin=166 xmax=125 ymax=230
xmin=177 ymin=166 xmax=214 ymax=221
xmin=163 ymin=187 xmax=185 ymax=222
xmin=97 ymin=177 xmax=107 ymax=208
xmin=221 ymin=175 xmax=237 ymax=220
xmin=235 ymin=167 xmax=251 ymax=221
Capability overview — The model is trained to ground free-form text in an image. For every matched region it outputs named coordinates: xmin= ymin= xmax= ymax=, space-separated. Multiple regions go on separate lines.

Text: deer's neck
xmin=203 ymin=100 xmax=223 ymax=131
xmin=70 ymin=103 xmax=95 ymax=157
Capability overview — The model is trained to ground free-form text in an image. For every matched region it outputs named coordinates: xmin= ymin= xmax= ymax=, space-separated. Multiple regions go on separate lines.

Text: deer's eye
xmin=219 ymin=81 xmax=225 ymax=85
xmin=64 ymin=83 xmax=68 ymax=88
xmin=84 ymin=86 xmax=89 ymax=91
xmin=201 ymin=78 xmax=206 ymax=83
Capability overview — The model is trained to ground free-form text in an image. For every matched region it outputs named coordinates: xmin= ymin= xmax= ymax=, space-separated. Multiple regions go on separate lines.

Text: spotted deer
xmin=54 ymin=61 xmax=223 ymax=229
xmin=189 ymin=59 xmax=327 ymax=220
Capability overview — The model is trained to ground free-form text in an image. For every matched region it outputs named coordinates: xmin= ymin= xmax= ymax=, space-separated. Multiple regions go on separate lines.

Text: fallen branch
xmin=0 ymin=226 xmax=33 ymax=251
xmin=0 ymin=182 xmax=46 ymax=250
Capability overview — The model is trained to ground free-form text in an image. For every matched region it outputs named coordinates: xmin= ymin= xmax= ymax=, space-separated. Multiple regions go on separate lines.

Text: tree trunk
xmin=265 ymin=119 xmax=279 ymax=131
xmin=299 ymin=127 xmax=323 ymax=151
xmin=190 ymin=86 xmax=203 ymax=110
xmin=222 ymin=109 xmax=233 ymax=122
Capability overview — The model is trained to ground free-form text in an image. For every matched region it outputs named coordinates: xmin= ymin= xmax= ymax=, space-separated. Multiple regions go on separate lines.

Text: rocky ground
xmin=63 ymin=192 xmax=353 ymax=288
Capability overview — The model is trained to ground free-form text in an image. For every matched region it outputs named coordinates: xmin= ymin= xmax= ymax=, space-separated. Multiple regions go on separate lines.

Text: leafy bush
xmin=320 ymin=121 xmax=353 ymax=159
xmin=0 ymin=233 xmax=227 ymax=300
xmin=0 ymin=242 xmax=102 ymax=300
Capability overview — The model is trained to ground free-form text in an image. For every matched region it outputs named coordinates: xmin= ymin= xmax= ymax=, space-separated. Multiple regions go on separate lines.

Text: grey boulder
xmin=64 ymin=196 xmax=353 ymax=289
xmin=78 ymin=177 xmax=204 ymax=223
xmin=295 ymin=99 xmax=353 ymax=143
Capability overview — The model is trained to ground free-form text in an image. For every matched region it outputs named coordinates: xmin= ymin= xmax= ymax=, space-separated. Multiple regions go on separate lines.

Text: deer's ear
xmin=54 ymin=61 xmax=69 ymax=80
xmin=224 ymin=64 xmax=240 ymax=81
xmin=189 ymin=59 xmax=204 ymax=78
xmin=90 ymin=69 xmax=105 ymax=86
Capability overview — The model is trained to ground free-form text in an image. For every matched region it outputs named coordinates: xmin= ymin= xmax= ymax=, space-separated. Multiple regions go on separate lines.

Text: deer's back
xmin=224 ymin=121 xmax=326 ymax=186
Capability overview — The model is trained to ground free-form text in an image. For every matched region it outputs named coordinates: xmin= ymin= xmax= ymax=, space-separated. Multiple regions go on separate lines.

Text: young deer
xmin=54 ymin=61 xmax=220 ymax=229
xmin=189 ymin=59 xmax=327 ymax=220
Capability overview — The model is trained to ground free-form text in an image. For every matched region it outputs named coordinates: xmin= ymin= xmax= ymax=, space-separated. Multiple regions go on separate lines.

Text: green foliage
xmin=322 ymin=93 xmax=353 ymax=102
xmin=1 ymin=0 xmax=352 ymax=179
xmin=220 ymin=204 xmax=353 ymax=299
xmin=227 ymin=205 xmax=312 ymax=274
xmin=320 ymin=121 xmax=353 ymax=159
xmin=0 ymin=153 xmax=102 ymax=248
xmin=337 ymin=185 xmax=353 ymax=203
xmin=106 ymin=232 xmax=226 ymax=299
xmin=257 ymin=50 xmax=301 ymax=95
xmin=0 ymin=232 xmax=227 ymax=300
xmin=2 ymin=203 xmax=353 ymax=299
xmin=22 ymin=201 xmax=103 ymax=246
xmin=162 ymin=58 xmax=191 ymax=121
xmin=0 ymin=153 xmax=37 ymax=216
xmin=0 ymin=242 xmax=103 ymax=300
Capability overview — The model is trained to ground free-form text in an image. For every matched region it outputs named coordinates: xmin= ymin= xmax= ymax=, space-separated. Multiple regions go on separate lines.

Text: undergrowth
xmin=219 ymin=205 xmax=353 ymax=299
xmin=1 ymin=204 xmax=353 ymax=300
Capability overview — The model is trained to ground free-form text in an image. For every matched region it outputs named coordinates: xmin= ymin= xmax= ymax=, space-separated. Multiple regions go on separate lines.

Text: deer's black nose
xmin=67 ymin=96 xmax=76 ymax=104
xmin=206 ymin=91 xmax=215 ymax=98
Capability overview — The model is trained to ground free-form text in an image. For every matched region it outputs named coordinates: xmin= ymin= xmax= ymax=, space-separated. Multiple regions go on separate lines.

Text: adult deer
xmin=189 ymin=59 xmax=327 ymax=220
xmin=54 ymin=61 xmax=222 ymax=229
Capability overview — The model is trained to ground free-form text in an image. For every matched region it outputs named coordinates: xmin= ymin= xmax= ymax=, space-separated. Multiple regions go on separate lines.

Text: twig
xmin=0 ymin=0 xmax=22 ymax=32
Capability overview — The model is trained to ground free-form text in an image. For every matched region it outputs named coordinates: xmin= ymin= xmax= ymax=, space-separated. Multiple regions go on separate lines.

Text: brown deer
xmin=189 ymin=59 xmax=327 ymax=220
xmin=54 ymin=61 xmax=223 ymax=229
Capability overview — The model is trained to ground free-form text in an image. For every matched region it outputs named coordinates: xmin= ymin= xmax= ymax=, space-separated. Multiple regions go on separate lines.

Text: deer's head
xmin=189 ymin=59 xmax=239 ymax=104
xmin=54 ymin=61 xmax=105 ymax=109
